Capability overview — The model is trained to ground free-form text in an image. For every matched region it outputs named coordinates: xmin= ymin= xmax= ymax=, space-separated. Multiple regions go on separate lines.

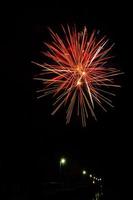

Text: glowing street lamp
xmin=59 ymin=157 xmax=67 ymax=171
xmin=60 ymin=158 xmax=66 ymax=166
xmin=59 ymin=157 xmax=67 ymax=180
xmin=82 ymin=170 xmax=87 ymax=175
xmin=89 ymin=174 xmax=92 ymax=178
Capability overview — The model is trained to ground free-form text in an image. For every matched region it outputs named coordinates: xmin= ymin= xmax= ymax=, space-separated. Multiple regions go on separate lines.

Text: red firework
xmin=33 ymin=25 xmax=122 ymax=127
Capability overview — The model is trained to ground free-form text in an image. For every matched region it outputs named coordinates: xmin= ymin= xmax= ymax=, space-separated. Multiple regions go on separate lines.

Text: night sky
xmin=0 ymin=1 xmax=132 ymax=200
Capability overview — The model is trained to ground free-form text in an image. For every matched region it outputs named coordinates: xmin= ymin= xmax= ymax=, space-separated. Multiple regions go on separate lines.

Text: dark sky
xmin=0 ymin=1 xmax=132 ymax=199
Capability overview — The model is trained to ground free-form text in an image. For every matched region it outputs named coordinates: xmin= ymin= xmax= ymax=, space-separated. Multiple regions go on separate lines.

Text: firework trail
xmin=32 ymin=25 xmax=122 ymax=127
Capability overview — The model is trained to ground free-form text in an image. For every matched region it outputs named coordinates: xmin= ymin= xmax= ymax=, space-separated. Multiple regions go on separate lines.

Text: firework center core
xmin=76 ymin=64 xmax=86 ymax=86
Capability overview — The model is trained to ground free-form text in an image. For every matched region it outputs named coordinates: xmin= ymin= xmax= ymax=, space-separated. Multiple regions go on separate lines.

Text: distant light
xmin=82 ymin=170 xmax=87 ymax=175
xmin=99 ymin=178 xmax=102 ymax=181
xmin=92 ymin=180 xmax=95 ymax=184
xmin=89 ymin=174 xmax=92 ymax=178
xmin=93 ymin=176 xmax=96 ymax=179
xmin=60 ymin=158 xmax=66 ymax=165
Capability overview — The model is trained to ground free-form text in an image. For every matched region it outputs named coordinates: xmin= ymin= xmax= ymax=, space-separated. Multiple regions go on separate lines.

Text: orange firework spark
xmin=33 ymin=25 xmax=122 ymax=127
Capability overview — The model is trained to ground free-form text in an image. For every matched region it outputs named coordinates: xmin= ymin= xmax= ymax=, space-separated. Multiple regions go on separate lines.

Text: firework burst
xmin=33 ymin=25 xmax=122 ymax=127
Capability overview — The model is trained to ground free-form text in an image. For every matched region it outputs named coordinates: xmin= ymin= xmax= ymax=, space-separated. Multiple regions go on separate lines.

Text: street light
xmin=59 ymin=157 xmax=67 ymax=181
xmin=60 ymin=157 xmax=66 ymax=167
xmin=82 ymin=170 xmax=87 ymax=175
xmin=59 ymin=157 xmax=67 ymax=172
xmin=89 ymin=174 xmax=92 ymax=178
